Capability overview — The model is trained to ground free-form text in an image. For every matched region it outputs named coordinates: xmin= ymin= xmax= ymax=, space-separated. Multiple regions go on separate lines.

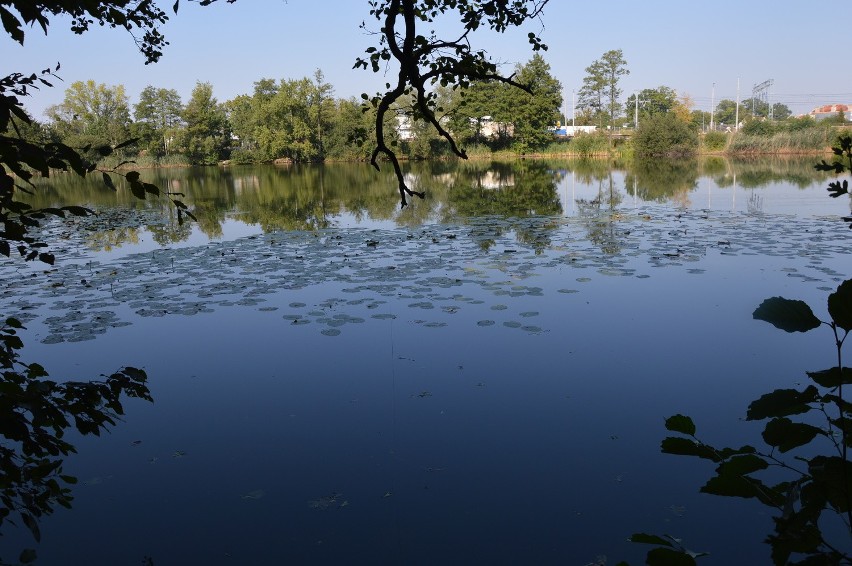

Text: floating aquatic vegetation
xmin=371 ymin=313 xmax=396 ymax=320
xmin=3 ymin=209 xmax=850 ymax=346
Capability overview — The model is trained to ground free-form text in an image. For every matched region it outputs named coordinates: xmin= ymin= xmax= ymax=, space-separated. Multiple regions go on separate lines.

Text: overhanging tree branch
xmin=355 ymin=0 xmax=549 ymax=207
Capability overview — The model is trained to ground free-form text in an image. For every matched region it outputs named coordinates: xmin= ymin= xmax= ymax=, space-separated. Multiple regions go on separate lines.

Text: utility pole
xmin=571 ymin=89 xmax=575 ymax=128
xmin=710 ymin=82 xmax=715 ymax=131
xmin=634 ymin=92 xmax=639 ymax=129
xmin=735 ymin=77 xmax=740 ymax=131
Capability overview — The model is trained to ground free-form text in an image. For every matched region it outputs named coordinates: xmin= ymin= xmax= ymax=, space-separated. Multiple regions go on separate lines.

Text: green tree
xmin=742 ymin=97 xmax=793 ymax=120
xmin=225 ymin=73 xmax=338 ymax=163
xmin=713 ymin=99 xmax=749 ymax=128
xmin=178 ymin=81 xmax=230 ymax=165
xmin=447 ymin=80 xmax=515 ymax=147
xmin=772 ymin=102 xmax=792 ymax=120
xmin=310 ymin=70 xmax=335 ymax=159
xmin=133 ymin=85 xmax=183 ymax=156
xmin=45 ymin=80 xmax=131 ymax=150
xmin=625 ymin=86 xmax=677 ymax=126
xmin=578 ymin=49 xmax=629 ymax=128
xmin=633 ymin=112 xmax=698 ymax=158
xmin=510 ymin=54 xmax=562 ymax=152
xmin=323 ymin=97 xmax=378 ymax=160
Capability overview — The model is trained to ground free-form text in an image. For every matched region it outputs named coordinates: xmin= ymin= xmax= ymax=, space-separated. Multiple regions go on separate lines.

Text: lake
xmin=1 ymin=157 xmax=850 ymax=565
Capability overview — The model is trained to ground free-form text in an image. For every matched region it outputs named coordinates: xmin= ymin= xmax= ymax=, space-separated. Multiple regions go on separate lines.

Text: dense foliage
xmin=632 ymin=113 xmax=698 ymax=158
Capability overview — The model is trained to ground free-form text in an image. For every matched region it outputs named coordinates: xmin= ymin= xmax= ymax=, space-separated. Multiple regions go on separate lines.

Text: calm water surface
xmin=1 ymin=158 xmax=850 ymax=564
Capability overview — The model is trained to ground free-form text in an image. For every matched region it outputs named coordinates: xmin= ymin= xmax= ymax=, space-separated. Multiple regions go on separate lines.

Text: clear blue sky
xmin=4 ymin=0 xmax=848 ymax=119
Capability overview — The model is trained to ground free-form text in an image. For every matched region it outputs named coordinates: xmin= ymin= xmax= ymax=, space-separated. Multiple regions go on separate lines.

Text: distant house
xmin=470 ymin=116 xmax=514 ymax=140
xmin=808 ymin=104 xmax=851 ymax=121
xmin=396 ymin=115 xmax=415 ymax=141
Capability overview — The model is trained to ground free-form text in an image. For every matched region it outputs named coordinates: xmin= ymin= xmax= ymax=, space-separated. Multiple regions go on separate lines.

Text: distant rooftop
xmin=809 ymin=104 xmax=851 ymax=120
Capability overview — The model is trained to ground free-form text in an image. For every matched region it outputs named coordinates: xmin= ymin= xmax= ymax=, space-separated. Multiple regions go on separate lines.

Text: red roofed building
xmin=809 ymin=104 xmax=851 ymax=121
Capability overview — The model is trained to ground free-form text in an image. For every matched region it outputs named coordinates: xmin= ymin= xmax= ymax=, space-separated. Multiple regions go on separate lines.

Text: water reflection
xmin=23 ymin=156 xmax=840 ymax=255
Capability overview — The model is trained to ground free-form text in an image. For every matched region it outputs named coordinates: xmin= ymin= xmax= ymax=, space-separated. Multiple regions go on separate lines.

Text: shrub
xmin=728 ymin=128 xmax=830 ymax=154
xmin=633 ymin=113 xmax=698 ymax=158
xmin=569 ymin=132 xmax=609 ymax=157
xmin=702 ymin=131 xmax=728 ymax=151
xmin=741 ymin=119 xmax=777 ymax=136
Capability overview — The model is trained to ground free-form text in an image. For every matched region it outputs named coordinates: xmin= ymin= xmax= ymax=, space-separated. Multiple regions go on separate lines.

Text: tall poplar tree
xmin=578 ymin=49 xmax=629 ymax=127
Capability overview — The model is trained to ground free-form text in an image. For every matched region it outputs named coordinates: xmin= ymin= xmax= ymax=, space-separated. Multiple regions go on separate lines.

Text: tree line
xmin=10 ymin=46 xmax=839 ymax=168
xmin=11 ymin=54 xmax=566 ymax=166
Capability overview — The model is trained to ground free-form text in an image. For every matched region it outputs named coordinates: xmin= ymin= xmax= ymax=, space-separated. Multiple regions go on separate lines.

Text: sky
xmin=4 ymin=0 xmax=849 ymax=120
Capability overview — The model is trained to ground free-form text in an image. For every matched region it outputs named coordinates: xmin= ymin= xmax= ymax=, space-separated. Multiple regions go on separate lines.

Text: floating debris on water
xmin=309 ymin=492 xmax=344 ymax=510
xmin=241 ymin=489 xmax=266 ymax=500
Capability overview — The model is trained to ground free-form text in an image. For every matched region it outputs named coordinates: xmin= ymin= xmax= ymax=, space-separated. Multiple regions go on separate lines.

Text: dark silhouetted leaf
xmin=716 ymin=454 xmax=768 ymax=477
xmin=0 ymin=6 xmax=24 ymax=44
xmin=628 ymin=533 xmax=675 ymax=547
xmin=827 ymin=179 xmax=849 ymax=198
xmin=125 ymin=171 xmax=140 ymax=183
xmin=62 ymin=205 xmax=91 ymax=217
xmin=701 ymin=474 xmax=782 ymax=506
xmin=102 ymin=172 xmax=116 ymax=191
xmin=827 ymin=279 xmax=852 ymax=331
xmin=808 ymin=456 xmax=852 ymax=512
xmin=646 ymin=547 xmax=697 ymax=566
xmin=113 ymin=138 xmax=139 ymax=151
xmin=753 ymin=297 xmax=820 ymax=333
xmin=38 ymin=253 xmax=55 ymax=265
xmin=130 ymin=181 xmax=145 ymax=200
xmin=806 ymin=367 xmax=852 ymax=389
xmin=661 ymin=437 xmax=720 ymax=462
xmin=746 ymin=387 xmax=818 ymax=420
xmin=665 ymin=414 xmax=695 ymax=436
xmin=21 ymin=513 xmax=40 ymax=542
xmin=18 ymin=549 xmax=37 ymax=564
xmin=762 ymin=418 xmax=822 ymax=453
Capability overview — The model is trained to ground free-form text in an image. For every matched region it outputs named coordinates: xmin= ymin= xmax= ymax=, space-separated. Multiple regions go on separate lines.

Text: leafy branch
xmin=815 ymin=134 xmax=852 ymax=228
xmin=0 ymin=316 xmax=152 ymax=548
xmin=355 ymin=0 xmax=549 ymax=207
xmin=630 ymin=280 xmax=852 ymax=565
xmin=1 ymin=68 xmax=196 ymax=265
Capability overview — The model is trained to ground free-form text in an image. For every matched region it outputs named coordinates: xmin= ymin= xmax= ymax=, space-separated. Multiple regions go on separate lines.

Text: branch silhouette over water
xmin=0 ymin=317 xmax=151 ymax=563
